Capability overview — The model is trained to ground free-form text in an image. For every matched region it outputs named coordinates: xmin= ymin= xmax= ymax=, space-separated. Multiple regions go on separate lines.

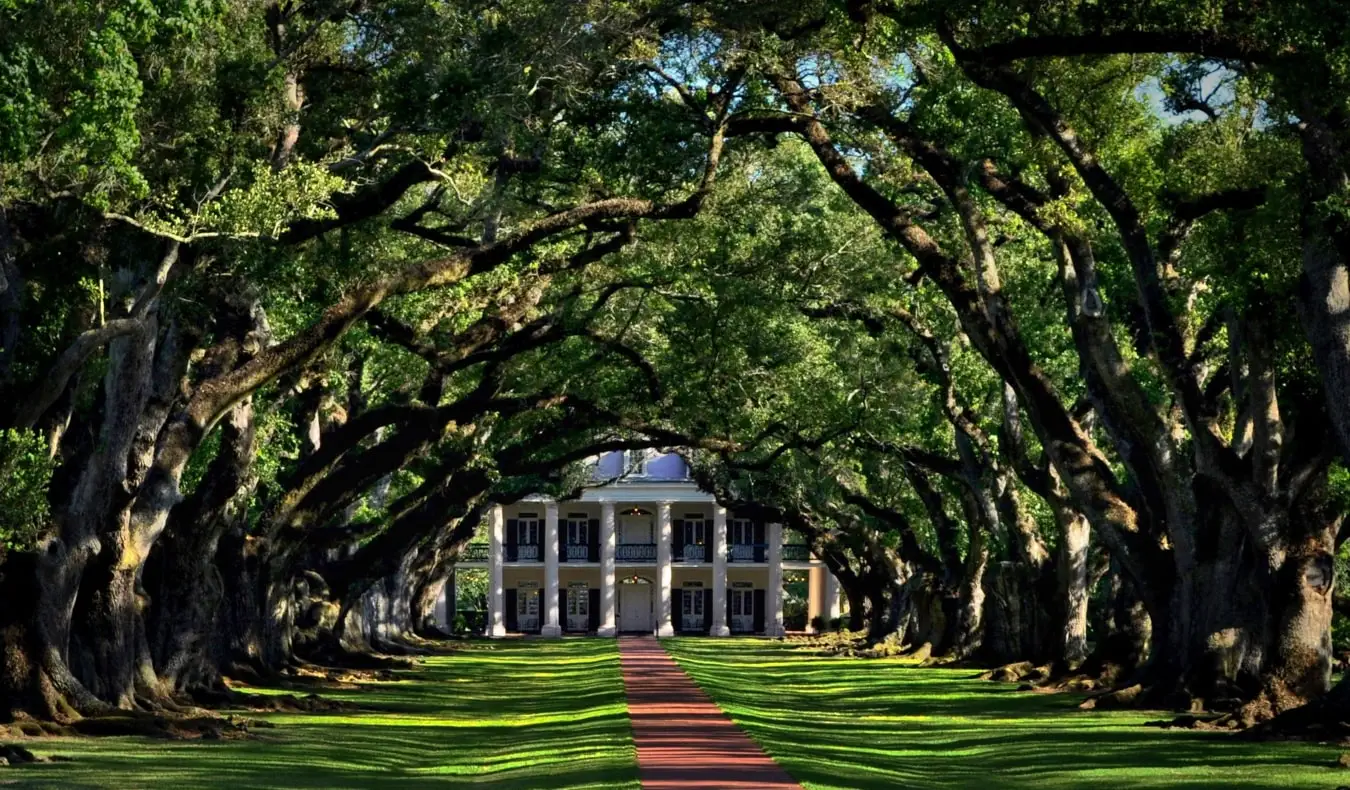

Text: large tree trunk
xmin=146 ymin=398 xmax=258 ymax=696
xmin=1055 ymin=502 xmax=1091 ymax=667
xmin=950 ymin=491 xmax=989 ymax=659
xmin=1295 ymin=113 xmax=1350 ymax=469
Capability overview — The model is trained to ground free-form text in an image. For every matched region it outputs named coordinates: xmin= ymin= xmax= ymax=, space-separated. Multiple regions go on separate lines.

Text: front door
xmin=566 ymin=587 xmax=589 ymax=632
xmin=619 ymin=583 xmax=652 ymax=632
xmin=681 ymin=589 xmax=705 ymax=631
xmin=731 ymin=589 xmax=755 ymax=633
xmin=517 ymin=588 xmax=540 ymax=632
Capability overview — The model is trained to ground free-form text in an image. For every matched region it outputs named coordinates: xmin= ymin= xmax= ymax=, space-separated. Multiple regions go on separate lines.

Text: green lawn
xmin=664 ymin=638 xmax=1343 ymax=790
xmin=9 ymin=640 xmax=639 ymax=789
xmin=8 ymin=638 xmax=1345 ymax=790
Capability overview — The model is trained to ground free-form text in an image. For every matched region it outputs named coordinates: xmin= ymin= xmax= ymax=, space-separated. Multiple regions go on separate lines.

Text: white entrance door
xmin=731 ymin=589 xmax=755 ymax=633
xmin=566 ymin=587 xmax=589 ymax=631
xmin=517 ymin=589 xmax=540 ymax=632
xmin=619 ymin=583 xmax=652 ymax=632
xmin=681 ymin=589 xmax=705 ymax=631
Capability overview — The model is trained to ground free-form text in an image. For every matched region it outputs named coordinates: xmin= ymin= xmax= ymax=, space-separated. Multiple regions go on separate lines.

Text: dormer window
xmin=623 ymin=449 xmax=649 ymax=477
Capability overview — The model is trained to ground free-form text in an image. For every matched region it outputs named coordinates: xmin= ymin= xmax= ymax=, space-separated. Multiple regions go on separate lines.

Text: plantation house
xmin=444 ymin=450 xmax=840 ymax=636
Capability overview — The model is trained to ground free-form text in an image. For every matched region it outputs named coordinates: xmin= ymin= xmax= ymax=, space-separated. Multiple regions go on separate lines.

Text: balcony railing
xmin=728 ymin=543 xmax=767 ymax=563
xmin=464 ymin=542 xmax=813 ymax=563
xmin=506 ymin=545 xmax=540 ymax=562
xmin=616 ymin=543 xmax=656 ymax=562
xmin=676 ymin=544 xmax=708 ymax=562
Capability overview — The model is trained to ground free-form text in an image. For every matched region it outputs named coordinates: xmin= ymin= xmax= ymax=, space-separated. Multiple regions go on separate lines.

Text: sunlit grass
xmin=10 ymin=639 xmax=640 ymax=789
xmin=664 ymin=638 xmax=1342 ymax=790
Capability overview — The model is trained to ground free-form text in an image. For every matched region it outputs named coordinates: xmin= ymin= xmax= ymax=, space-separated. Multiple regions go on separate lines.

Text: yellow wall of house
xmin=726 ymin=566 xmax=769 ymax=587
xmin=502 ymin=567 xmax=544 ymax=589
xmin=558 ymin=567 xmax=603 ymax=588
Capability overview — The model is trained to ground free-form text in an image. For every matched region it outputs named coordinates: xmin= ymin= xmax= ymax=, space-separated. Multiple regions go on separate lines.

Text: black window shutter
xmin=703 ymin=590 xmax=713 ymax=634
xmin=727 ymin=593 xmax=735 ymax=633
xmin=505 ymin=589 xmax=518 ymax=632
xmin=673 ymin=520 xmax=685 ymax=559
xmin=506 ymin=519 xmax=519 ymax=548
xmin=754 ymin=522 xmax=766 ymax=563
xmin=753 ymin=589 xmax=766 ymax=633
xmin=588 ymin=589 xmax=601 ymax=631
xmin=672 ymin=590 xmax=683 ymax=633
xmin=558 ymin=590 xmax=567 ymax=629
xmin=588 ymin=519 xmax=600 ymax=562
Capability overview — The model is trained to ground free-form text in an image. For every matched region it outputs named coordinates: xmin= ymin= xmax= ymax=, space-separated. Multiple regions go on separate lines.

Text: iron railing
xmin=728 ymin=543 xmax=767 ymax=563
xmin=616 ymin=543 xmax=656 ymax=562
xmin=459 ymin=544 xmax=489 ymax=562
xmin=563 ymin=544 xmax=591 ymax=562
xmin=676 ymin=544 xmax=707 ymax=562
xmin=506 ymin=545 xmax=540 ymax=562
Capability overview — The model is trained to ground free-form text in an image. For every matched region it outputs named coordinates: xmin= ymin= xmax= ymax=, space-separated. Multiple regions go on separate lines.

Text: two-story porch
xmin=445 ymin=452 xmax=841 ymax=637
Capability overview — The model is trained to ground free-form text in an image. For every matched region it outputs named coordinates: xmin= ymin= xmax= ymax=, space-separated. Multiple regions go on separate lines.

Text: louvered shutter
xmin=505 ymin=589 xmax=518 ymax=632
xmin=506 ymin=519 xmax=519 ymax=561
xmin=753 ymin=522 xmax=766 ymax=563
xmin=673 ymin=519 xmax=685 ymax=560
xmin=558 ymin=590 xmax=567 ymax=630
xmin=703 ymin=590 xmax=713 ymax=634
xmin=588 ymin=589 xmax=601 ymax=631
xmin=588 ymin=518 xmax=600 ymax=562
xmin=752 ymin=589 xmax=766 ymax=634
xmin=672 ymin=589 xmax=683 ymax=633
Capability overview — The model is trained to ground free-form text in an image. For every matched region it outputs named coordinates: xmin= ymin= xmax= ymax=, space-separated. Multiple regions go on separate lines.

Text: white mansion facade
xmin=446 ymin=450 xmax=842 ymax=636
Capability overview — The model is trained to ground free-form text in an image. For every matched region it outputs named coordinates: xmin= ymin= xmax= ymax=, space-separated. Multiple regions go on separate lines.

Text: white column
xmin=656 ymin=501 xmax=674 ymax=636
xmin=434 ymin=585 xmax=448 ymax=629
xmin=598 ymin=502 xmax=617 ymax=636
xmin=448 ymin=568 xmax=457 ymax=620
xmin=824 ymin=568 xmax=841 ymax=626
xmin=711 ymin=506 xmax=729 ymax=636
xmin=542 ymin=501 xmax=561 ymax=637
xmin=488 ymin=505 xmax=506 ymax=637
xmin=767 ymin=522 xmax=785 ymax=637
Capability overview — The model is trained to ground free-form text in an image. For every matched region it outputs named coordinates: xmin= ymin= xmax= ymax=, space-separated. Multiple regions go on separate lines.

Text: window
xmin=517 ymin=514 xmax=540 ymax=546
xmin=683 ymin=515 xmax=707 ymax=545
xmin=731 ymin=518 xmax=754 ymax=545
xmin=623 ymin=449 xmax=649 ymax=477
xmin=516 ymin=514 xmax=540 ymax=560
xmin=565 ymin=515 xmax=589 ymax=545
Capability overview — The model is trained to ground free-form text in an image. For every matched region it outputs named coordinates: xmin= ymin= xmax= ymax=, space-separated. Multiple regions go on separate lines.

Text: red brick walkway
xmin=618 ymin=636 xmax=802 ymax=790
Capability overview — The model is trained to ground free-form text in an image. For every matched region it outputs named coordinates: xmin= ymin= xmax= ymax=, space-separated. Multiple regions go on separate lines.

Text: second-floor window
xmin=517 ymin=515 xmax=540 ymax=546
xmin=684 ymin=516 xmax=707 ymax=546
xmin=566 ymin=516 xmax=588 ymax=545
xmin=730 ymin=518 xmax=754 ymax=545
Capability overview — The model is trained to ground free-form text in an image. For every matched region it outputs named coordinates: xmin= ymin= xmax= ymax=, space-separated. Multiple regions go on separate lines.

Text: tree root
xmin=1239 ymin=684 xmax=1350 ymax=742
xmin=784 ymin=630 xmax=870 ymax=656
xmin=65 ymin=710 xmax=261 ymax=740
xmin=0 ymin=742 xmax=74 ymax=765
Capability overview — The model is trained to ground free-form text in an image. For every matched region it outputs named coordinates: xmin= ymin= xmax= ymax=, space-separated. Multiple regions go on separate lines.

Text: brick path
xmin=618 ymin=636 xmax=802 ymax=790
